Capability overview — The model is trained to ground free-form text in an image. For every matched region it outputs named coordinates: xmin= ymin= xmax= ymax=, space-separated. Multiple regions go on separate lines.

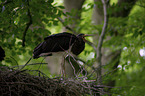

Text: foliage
xmin=0 ymin=0 xmax=145 ymax=95
xmin=114 ymin=4 xmax=145 ymax=95
xmin=0 ymin=0 xmax=64 ymax=67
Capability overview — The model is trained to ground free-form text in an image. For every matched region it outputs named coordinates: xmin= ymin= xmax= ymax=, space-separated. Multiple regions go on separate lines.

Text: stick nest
xmin=0 ymin=66 xmax=91 ymax=96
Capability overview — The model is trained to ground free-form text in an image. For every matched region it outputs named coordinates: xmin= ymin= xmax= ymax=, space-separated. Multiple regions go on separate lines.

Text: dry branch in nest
xmin=0 ymin=66 xmax=100 ymax=96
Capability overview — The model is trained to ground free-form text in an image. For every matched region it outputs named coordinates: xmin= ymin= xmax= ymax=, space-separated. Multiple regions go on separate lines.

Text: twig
xmin=10 ymin=56 xmax=19 ymax=68
xmin=22 ymin=0 xmax=32 ymax=47
xmin=85 ymin=40 xmax=97 ymax=51
xmin=57 ymin=17 xmax=77 ymax=34
xmin=36 ymin=57 xmax=45 ymax=71
xmin=12 ymin=63 xmax=48 ymax=68
xmin=20 ymin=57 xmax=32 ymax=70
xmin=96 ymin=0 xmax=108 ymax=85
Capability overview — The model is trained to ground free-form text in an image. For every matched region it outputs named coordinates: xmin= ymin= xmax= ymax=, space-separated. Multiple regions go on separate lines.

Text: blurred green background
xmin=0 ymin=0 xmax=145 ymax=95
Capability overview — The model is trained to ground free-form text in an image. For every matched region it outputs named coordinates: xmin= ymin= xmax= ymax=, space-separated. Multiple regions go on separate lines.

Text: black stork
xmin=33 ymin=32 xmax=89 ymax=58
xmin=0 ymin=46 xmax=5 ymax=61
xmin=33 ymin=32 xmax=90 ymax=76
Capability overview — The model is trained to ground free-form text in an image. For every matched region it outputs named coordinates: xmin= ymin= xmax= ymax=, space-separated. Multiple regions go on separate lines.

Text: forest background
xmin=0 ymin=0 xmax=145 ymax=95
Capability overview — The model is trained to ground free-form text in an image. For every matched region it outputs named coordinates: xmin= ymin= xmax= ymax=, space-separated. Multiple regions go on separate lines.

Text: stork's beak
xmin=83 ymin=34 xmax=94 ymax=37
xmin=83 ymin=34 xmax=93 ymax=42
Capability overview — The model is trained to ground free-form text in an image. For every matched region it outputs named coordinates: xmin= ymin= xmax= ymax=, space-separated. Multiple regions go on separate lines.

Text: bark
xmin=96 ymin=0 xmax=108 ymax=86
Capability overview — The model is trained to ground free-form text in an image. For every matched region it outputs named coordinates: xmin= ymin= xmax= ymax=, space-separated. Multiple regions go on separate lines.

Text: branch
xmin=22 ymin=1 xmax=32 ymax=47
xmin=85 ymin=40 xmax=97 ymax=51
xmin=96 ymin=0 xmax=108 ymax=85
xmin=57 ymin=17 xmax=77 ymax=34
xmin=0 ymin=0 xmax=12 ymax=7
xmin=20 ymin=57 xmax=32 ymax=70
xmin=12 ymin=63 xmax=48 ymax=68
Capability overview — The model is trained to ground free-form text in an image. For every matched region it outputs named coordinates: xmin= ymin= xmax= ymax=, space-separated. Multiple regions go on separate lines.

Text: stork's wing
xmin=33 ymin=42 xmax=45 ymax=58
xmin=44 ymin=32 xmax=76 ymax=40
xmin=33 ymin=32 xmax=77 ymax=59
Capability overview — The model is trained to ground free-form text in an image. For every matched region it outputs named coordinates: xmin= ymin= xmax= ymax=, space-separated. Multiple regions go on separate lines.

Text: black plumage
xmin=0 ymin=46 xmax=5 ymax=61
xmin=33 ymin=32 xmax=86 ymax=59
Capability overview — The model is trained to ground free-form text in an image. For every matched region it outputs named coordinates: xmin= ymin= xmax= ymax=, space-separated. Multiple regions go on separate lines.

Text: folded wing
xmin=33 ymin=32 xmax=77 ymax=59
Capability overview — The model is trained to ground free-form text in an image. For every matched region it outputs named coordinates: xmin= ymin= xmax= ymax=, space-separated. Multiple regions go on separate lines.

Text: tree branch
xmin=0 ymin=0 xmax=12 ymax=7
xmin=57 ymin=17 xmax=77 ymax=34
xmin=85 ymin=40 xmax=97 ymax=51
xmin=22 ymin=1 xmax=32 ymax=47
xmin=96 ymin=0 xmax=108 ymax=85
xmin=12 ymin=63 xmax=48 ymax=68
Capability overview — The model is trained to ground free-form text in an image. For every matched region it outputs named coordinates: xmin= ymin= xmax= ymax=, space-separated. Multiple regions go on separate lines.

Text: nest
xmin=0 ymin=66 xmax=96 ymax=96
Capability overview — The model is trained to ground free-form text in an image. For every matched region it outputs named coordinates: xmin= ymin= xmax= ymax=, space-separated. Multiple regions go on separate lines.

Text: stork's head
xmin=77 ymin=33 xmax=93 ymax=42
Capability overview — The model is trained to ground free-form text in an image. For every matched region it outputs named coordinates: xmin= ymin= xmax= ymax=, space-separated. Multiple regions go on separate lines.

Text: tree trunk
xmin=63 ymin=0 xmax=85 ymax=32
